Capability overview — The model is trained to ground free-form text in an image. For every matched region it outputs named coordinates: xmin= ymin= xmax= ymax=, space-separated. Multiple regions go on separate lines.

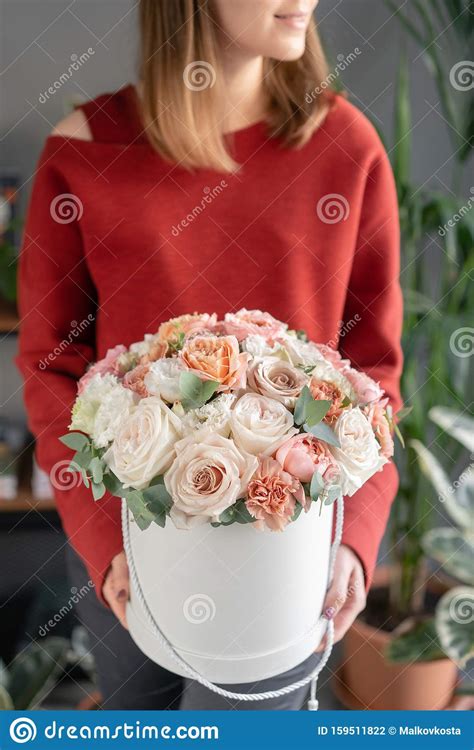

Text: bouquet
xmin=60 ymin=309 xmax=396 ymax=532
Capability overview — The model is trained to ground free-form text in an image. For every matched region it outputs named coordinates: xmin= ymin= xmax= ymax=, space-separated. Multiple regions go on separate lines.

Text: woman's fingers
xmin=315 ymin=544 xmax=366 ymax=652
xmin=332 ymin=563 xmax=366 ymax=643
xmin=102 ymin=551 xmax=130 ymax=630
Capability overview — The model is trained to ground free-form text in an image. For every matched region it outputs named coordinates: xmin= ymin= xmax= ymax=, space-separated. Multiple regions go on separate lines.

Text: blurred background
xmin=0 ymin=0 xmax=472 ymax=711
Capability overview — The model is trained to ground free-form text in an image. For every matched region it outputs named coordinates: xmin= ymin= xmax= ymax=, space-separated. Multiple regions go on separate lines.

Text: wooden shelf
xmin=0 ymin=488 xmax=56 ymax=513
xmin=0 ymin=298 xmax=19 ymax=334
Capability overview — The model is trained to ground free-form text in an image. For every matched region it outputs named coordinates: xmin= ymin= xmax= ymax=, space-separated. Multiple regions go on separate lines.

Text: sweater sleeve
xmin=338 ymin=144 xmax=403 ymax=592
xmin=16 ymin=140 xmax=123 ymax=605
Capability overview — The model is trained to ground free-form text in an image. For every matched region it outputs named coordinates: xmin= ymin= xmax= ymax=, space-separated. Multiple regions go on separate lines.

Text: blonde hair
xmin=139 ymin=0 xmax=334 ymax=172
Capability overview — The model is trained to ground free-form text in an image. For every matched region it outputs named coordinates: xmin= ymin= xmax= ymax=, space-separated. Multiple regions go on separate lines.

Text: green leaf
xmin=102 ymin=470 xmax=125 ymax=497
xmin=0 ymin=684 xmax=13 ymax=710
xmin=422 ymin=528 xmax=474 ymax=585
xmin=436 ymin=587 xmax=474 ymax=666
xmin=91 ymin=481 xmax=106 ymax=501
xmin=291 ymin=502 xmax=304 ymax=522
xmin=232 ymin=499 xmax=255 ymax=524
xmin=304 ymin=421 xmax=340 ymax=447
xmin=310 ymin=470 xmax=325 ymax=501
xmin=89 ymin=456 xmax=103 ymax=484
xmin=142 ymin=482 xmax=173 ymax=517
xmin=429 ymin=407 xmax=474 ymax=452
xmin=179 ymin=371 xmax=219 ymax=410
xmin=294 ymin=386 xmax=313 ymax=426
xmin=59 ymin=432 xmax=90 ymax=451
xmin=305 ymin=399 xmax=331 ymax=427
xmin=126 ymin=491 xmax=154 ymax=530
xmin=386 ymin=618 xmax=445 ymax=663
xmin=8 ymin=637 xmax=69 ymax=710
xmin=325 ymin=485 xmax=342 ymax=505
xmin=69 ymin=449 xmax=92 ymax=470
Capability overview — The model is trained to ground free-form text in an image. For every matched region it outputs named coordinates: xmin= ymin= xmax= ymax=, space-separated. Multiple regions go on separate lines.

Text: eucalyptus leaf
xmin=232 ymin=499 xmax=255 ymax=524
xmin=89 ymin=456 xmax=103 ymax=484
xmin=305 ymin=399 xmax=331 ymax=427
xmin=304 ymin=421 xmax=340 ymax=447
xmin=59 ymin=432 xmax=90 ymax=451
xmin=294 ymin=386 xmax=313 ymax=426
xmin=102 ymin=470 xmax=125 ymax=497
xmin=310 ymin=470 xmax=325 ymax=501
xmin=91 ymin=481 xmax=106 ymax=501
xmin=179 ymin=371 xmax=219 ymax=410
xmin=126 ymin=491 xmax=154 ymax=530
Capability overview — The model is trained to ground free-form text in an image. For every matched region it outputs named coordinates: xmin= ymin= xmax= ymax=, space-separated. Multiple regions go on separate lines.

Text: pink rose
xmin=316 ymin=344 xmax=351 ymax=373
xmin=245 ymin=457 xmax=306 ymax=531
xmin=345 ymin=368 xmax=384 ymax=404
xmin=78 ymin=345 xmax=127 ymax=394
xmin=157 ymin=313 xmax=217 ymax=348
xmin=276 ymin=434 xmax=339 ymax=483
xmin=223 ymin=308 xmax=287 ymax=342
xmin=365 ymin=400 xmax=394 ymax=458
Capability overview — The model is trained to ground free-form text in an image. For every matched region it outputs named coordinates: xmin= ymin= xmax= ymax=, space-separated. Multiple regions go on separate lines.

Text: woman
xmin=17 ymin=0 xmax=402 ymax=710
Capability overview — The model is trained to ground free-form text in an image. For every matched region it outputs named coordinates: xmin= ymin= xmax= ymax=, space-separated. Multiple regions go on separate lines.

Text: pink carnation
xmin=365 ymin=400 xmax=394 ymax=458
xmin=223 ymin=308 xmax=287 ymax=342
xmin=78 ymin=345 xmax=127 ymax=394
xmin=123 ymin=363 xmax=151 ymax=398
xmin=276 ymin=434 xmax=339 ymax=484
xmin=245 ymin=457 xmax=307 ymax=531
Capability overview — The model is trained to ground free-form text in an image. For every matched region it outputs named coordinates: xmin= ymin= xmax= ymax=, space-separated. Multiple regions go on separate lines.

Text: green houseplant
xmin=0 ymin=638 xmax=69 ymax=710
xmin=338 ymin=1 xmax=473 ymax=709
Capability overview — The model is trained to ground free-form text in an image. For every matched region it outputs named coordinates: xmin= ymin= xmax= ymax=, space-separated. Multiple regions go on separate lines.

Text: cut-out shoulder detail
xmin=51 ymin=109 xmax=92 ymax=141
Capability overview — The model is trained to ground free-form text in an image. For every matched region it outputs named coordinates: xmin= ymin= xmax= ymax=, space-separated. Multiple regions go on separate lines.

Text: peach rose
xmin=78 ymin=345 xmax=127 ymax=394
xmin=246 ymin=457 xmax=307 ymax=531
xmin=365 ymin=399 xmax=394 ymax=458
xmin=123 ymin=363 xmax=151 ymax=398
xmin=157 ymin=313 xmax=217 ymax=348
xmin=180 ymin=335 xmax=249 ymax=392
xmin=223 ymin=308 xmax=287 ymax=342
xmin=309 ymin=378 xmax=345 ymax=424
xmin=275 ymin=434 xmax=339 ymax=484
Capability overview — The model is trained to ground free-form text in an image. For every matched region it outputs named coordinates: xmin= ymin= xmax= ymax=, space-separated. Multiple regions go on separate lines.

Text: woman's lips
xmin=274 ymin=12 xmax=308 ymax=30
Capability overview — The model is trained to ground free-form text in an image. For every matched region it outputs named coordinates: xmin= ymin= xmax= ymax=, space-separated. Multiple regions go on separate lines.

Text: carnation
xmin=70 ymin=373 xmax=136 ymax=448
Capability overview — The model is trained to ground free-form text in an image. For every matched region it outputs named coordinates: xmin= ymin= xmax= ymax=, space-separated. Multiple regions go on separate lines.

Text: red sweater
xmin=17 ymin=85 xmax=403 ymax=603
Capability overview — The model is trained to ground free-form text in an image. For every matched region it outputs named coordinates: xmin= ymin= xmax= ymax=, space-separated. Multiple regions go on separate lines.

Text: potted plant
xmin=336 ymin=0 xmax=473 ymax=709
xmin=0 ymin=637 xmax=68 ymax=710
xmin=337 ymin=408 xmax=473 ymax=710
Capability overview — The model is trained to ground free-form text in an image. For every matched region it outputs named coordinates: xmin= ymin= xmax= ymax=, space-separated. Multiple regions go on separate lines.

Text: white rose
xmin=231 ymin=393 xmax=298 ymax=455
xmin=247 ymin=356 xmax=308 ymax=408
xmin=144 ymin=358 xmax=184 ymax=402
xmin=179 ymin=393 xmax=236 ymax=437
xmin=103 ymin=396 xmax=182 ymax=489
xmin=70 ymin=373 xmax=136 ymax=448
xmin=242 ymin=334 xmax=285 ymax=359
xmin=330 ymin=408 xmax=387 ymax=496
xmin=165 ymin=432 xmax=258 ymax=529
xmin=278 ymin=334 xmax=326 ymax=367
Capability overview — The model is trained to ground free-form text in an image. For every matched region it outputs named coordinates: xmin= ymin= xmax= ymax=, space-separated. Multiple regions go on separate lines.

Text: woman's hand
xmin=102 ymin=551 xmax=130 ymax=629
xmin=316 ymin=544 xmax=366 ymax=651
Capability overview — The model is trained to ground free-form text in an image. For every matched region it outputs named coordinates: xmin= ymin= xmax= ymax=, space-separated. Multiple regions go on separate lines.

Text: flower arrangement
xmin=60 ymin=310 xmax=396 ymax=532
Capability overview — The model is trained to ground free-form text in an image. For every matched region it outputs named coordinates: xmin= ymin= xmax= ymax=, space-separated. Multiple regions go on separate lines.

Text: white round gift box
xmin=124 ymin=501 xmax=334 ymax=685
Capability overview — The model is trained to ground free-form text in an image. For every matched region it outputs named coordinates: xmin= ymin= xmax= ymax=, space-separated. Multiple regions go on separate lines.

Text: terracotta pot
xmin=335 ymin=567 xmax=458 ymax=710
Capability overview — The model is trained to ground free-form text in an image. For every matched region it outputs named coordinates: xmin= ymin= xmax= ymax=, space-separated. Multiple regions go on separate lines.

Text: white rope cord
xmin=122 ymin=496 xmax=344 ymax=711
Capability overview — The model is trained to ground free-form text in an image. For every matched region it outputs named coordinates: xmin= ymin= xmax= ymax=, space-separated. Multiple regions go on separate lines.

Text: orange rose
xmin=157 ymin=313 xmax=217 ymax=349
xmin=180 ymin=335 xmax=249 ymax=392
